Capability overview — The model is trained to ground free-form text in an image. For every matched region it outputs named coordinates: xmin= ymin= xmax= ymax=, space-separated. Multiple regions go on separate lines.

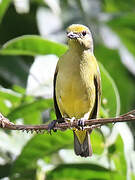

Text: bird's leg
xmin=48 ymin=120 xmax=57 ymax=134
xmin=78 ymin=119 xmax=85 ymax=130
xmin=48 ymin=118 xmax=65 ymax=134
xmin=70 ymin=117 xmax=76 ymax=124
xmin=78 ymin=112 xmax=90 ymax=130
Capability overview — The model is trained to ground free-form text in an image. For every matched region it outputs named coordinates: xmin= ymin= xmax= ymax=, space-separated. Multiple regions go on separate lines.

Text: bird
xmin=53 ymin=24 xmax=101 ymax=157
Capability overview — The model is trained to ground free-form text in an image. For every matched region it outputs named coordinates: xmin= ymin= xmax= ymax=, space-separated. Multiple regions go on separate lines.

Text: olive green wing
xmin=91 ymin=68 xmax=101 ymax=119
xmin=53 ymin=67 xmax=62 ymax=119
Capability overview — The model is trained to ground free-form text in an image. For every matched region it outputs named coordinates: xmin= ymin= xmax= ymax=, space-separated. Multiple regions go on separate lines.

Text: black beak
xmin=67 ymin=32 xmax=79 ymax=39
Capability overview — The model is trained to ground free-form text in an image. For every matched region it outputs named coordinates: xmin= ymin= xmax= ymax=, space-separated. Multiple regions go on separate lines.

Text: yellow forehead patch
xmin=67 ymin=24 xmax=89 ymax=33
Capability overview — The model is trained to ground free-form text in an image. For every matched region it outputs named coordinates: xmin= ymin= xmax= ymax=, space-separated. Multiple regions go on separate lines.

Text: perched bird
xmin=53 ymin=24 xmax=101 ymax=157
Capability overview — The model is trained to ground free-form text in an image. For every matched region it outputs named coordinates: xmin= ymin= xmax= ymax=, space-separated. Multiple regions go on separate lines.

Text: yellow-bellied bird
xmin=53 ymin=24 xmax=101 ymax=157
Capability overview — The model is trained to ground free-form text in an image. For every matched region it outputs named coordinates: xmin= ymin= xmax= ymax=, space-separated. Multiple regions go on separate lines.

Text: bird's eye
xmin=82 ymin=31 xmax=87 ymax=36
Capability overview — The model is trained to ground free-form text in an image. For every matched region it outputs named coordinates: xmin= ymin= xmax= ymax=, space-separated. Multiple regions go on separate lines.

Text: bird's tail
xmin=73 ymin=129 xmax=92 ymax=157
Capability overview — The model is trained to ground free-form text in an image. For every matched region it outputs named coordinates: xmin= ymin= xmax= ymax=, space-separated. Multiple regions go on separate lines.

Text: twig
xmin=0 ymin=110 xmax=135 ymax=133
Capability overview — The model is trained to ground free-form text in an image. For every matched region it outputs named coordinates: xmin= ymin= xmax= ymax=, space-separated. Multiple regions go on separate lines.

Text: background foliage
xmin=0 ymin=0 xmax=135 ymax=179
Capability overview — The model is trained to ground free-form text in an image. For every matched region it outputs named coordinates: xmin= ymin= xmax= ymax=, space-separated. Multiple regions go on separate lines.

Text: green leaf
xmin=95 ymin=45 xmax=135 ymax=114
xmin=107 ymin=13 xmax=135 ymax=28
xmin=0 ymin=55 xmax=29 ymax=87
xmin=102 ymin=0 xmax=135 ymax=12
xmin=99 ymin=63 xmax=120 ymax=117
xmin=46 ymin=163 xmax=117 ymax=180
xmin=7 ymin=99 xmax=53 ymax=124
xmin=0 ymin=0 xmax=11 ymax=24
xmin=12 ymin=85 xmax=26 ymax=95
xmin=0 ymin=163 xmax=11 ymax=178
xmin=0 ymin=35 xmax=67 ymax=57
xmin=131 ymin=173 xmax=135 ymax=180
xmin=0 ymin=97 xmax=10 ymax=114
xmin=0 ymin=87 xmax=22 ymax=115
xmin=91 ymin=130 xmax=104 ymax=154
xmin=10 ymin=130 xmax=73 ymax=179
xmin=109 ymin=135 xmax=127 ymax=179
xmin=107 ymin=13 xmax=135 ymax=57
xmin=0 ymin=4 xmax=38 ymax=45
xmin=0 ymin=87 xmax=22 ymax=103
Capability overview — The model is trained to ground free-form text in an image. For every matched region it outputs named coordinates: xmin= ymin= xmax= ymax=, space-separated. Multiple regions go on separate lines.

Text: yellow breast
xmin=56 ymin=49 xmax=98 ymax=119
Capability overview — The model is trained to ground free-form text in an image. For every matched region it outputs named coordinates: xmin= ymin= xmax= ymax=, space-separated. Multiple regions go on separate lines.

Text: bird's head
xmin=66 ymin=24 xmax=93 ymax=51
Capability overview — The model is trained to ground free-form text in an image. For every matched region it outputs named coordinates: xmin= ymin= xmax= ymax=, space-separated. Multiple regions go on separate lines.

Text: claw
xmin=48 ymin=120 xmax=57 ymax=134
xmin=78 ymin=119 xmax=85 ymax=130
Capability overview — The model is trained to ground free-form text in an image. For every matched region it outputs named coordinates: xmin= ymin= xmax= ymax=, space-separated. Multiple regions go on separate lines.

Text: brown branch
xmin=0 ymin=110 xmax=135 ymax=133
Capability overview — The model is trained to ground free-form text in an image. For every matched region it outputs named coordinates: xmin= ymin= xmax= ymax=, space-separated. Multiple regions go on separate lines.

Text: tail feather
xmin=73 ymin=130 xmax=92 ymax=157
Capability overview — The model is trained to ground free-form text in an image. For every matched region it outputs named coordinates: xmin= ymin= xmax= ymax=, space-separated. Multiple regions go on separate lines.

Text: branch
xmin=0 ymin=110 xmax=135 ymax=133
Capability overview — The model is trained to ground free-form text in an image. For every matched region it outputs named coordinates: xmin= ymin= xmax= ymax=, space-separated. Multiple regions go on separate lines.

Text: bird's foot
xmin=48 ymin=120 xmax=57 ymax=134
xmin=70 ymin=117 xmax=76 ymax=123
xmin=78 ymin=119 xmax=85 ymax=130
xmin=69 ymin=117 xmax=76 ymax=127
xmin=77 ymin=112 xmax=90 ymax=130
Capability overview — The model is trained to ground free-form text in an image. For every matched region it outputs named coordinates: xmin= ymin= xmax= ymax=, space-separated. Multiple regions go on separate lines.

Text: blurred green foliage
xmin=0 ymin=0 xmax=135 ymax=180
